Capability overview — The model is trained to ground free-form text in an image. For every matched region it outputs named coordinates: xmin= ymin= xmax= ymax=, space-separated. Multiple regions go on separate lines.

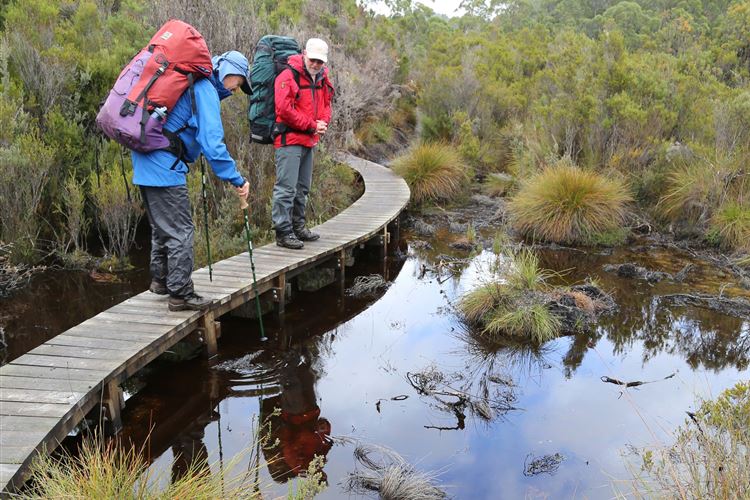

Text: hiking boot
xmin=149 ymin=280 xmax=168 ymax=295
xmin=294 ymin=226 xmax=320 ymax=242
xmin=168 ymin=293 xmax=212 ymax=312
xmin=276 ymin=233 xmax=304 ymax=249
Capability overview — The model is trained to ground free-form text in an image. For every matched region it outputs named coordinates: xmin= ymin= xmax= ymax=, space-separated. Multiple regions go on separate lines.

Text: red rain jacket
xmin=274 ymin=54 xmax=334 ymax=148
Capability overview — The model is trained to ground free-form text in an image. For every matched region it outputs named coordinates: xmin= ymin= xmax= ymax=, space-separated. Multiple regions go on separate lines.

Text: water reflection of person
xmin=171 ymin=423 xmax=210 ymax=483
xmin=261 ymin=346 xmax=333 ymax=483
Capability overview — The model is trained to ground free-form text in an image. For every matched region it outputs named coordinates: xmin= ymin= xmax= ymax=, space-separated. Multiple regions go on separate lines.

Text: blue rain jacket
xmin=132 ymin=77 xmax=245 ymax=187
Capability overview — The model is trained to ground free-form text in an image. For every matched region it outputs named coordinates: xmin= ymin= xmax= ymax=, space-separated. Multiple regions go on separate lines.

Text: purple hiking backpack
xmin=95 ymin=20 xmax=213 ymax=152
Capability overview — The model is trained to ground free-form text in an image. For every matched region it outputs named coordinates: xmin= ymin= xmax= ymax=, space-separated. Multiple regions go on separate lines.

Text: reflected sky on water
xmin=118 ymin=241 xmax=748 ymax=499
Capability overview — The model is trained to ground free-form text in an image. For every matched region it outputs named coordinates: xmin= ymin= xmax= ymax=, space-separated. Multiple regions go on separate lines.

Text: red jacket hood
xmin=286 ymin=54 xmax=330 ymax=82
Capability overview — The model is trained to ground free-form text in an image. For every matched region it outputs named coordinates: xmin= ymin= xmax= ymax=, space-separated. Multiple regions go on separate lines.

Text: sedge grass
xmin=657 ymin=161 xmax=719 ymax=224
xmin=458 ymin=250 xmax=563 ymax=344
xmin=458 ymin=282 xmax=509 ymax=324
xmin=21 ymin=432 xmax=267 ymax=499
xmin=392 ymin=142 xmax=469 ymax=204
xmin=508 ymin=161 xmax=631 ymax=244
xmin=708 ymin=201 xmax=750 ymax=251
xmin=484 ymin=303 xmax=560 ymax=344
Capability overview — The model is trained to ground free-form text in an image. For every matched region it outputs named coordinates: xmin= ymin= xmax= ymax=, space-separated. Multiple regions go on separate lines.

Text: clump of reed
xmin=345 ymin=444 xmax=447 ymax=500
xmin=507 ymin=159 xmax=631 ymax=245
xmin=458 ymin=250 xmax=561 ymax=344
xmin=657 ymin=156 xmax=750 ymax=251
xmin=392 ymin=142 xmax=469 ymax=204
xmin=624 ymin=381 xmax=750 ymax=498
xmin=21 ymin=433 xmax=260 ymax=499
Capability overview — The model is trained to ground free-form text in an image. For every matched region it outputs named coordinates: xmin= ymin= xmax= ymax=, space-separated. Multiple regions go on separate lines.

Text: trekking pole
xmin=118 ymin=146 xmax=132 ymax=203
xmin=240 ymin=197 xmax=267 ymax=342
xmin=199 ymin=155 xmax=213 ymax=281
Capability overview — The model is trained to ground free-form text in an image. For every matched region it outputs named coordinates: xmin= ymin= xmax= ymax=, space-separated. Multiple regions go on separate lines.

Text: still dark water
xmin=2 ymin=230 xmax=748 ymax=498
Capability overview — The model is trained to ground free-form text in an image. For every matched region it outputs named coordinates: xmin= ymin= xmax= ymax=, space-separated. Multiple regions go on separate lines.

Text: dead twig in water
xmin=601 ymin=372 xmax=677 ymax=388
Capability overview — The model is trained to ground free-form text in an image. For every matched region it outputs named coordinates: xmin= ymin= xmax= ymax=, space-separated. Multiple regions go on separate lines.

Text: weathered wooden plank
xmin=29 ymin=344 xmax=130 ymax=361
xmin=0 ymin=415 xmax=60 ymax=432
xmin=0 ymin=464 xmax=20 ymax=487
xmin=62 ymin=327 xmax=165 ymax=344
xmin=95 ymin=311 xmax=192 ymax=326
xmin=0 ymin=445 xmax=38 ymax=464
xmin=47 ymin=334 xmax=142 ymax=351
xmin=0 ymin=401 xmax=73 ymax=418
xmin=0 ymin=375 xmax=96 ymax=394
xmin=73 ymin=318 xmax=170 ymax=334
xmin=0 ymin=388 xmax=86 ymax=405
xmin=9 ymin=354 xmax=120 ymax=373
xmin=0 ymin=363 xmax=107 ymax=382
xmin=0 ymin=430 xmax=50 ymax=448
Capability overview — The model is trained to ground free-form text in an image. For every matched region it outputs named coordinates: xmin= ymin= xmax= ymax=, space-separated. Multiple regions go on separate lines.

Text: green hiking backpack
xmin=248 ymin=35 xmax=301 ymax=144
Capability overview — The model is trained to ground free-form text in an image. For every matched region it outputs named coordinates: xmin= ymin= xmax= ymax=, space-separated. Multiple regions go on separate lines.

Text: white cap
xmin=305 ymin=38 xmax=328 ymax=63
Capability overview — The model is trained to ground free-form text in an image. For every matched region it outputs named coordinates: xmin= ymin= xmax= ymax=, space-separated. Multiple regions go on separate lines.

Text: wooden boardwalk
xmin=0 ymin=153 xmax=409 ymax=495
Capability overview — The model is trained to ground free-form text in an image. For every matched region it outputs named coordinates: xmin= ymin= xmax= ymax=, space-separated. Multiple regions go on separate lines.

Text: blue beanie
xmin=212 ymin=51 xmax=251 ymax=94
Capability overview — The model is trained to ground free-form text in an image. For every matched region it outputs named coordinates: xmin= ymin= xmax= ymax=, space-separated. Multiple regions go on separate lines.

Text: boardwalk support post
xmin=337 ymin=249 xmax=346 ymax=294
xmin=272 ymin=273 xmax=287 ymax=315
xmin=103 ymin=380 xmax=123 ymax=435
xmin=201 ymin=311 xmax=218 ymax=360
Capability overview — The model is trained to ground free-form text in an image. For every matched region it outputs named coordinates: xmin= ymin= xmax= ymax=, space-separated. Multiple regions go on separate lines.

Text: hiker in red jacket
xmin=272 ymin=38 xmax=334 ymax=249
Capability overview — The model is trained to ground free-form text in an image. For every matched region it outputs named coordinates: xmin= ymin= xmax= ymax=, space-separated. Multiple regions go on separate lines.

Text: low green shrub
xmin=626 ymin=381 xmax=750 ymax=498
xmin=508 ymin=160 xmax=631 ymax=244
xmin=392 ymin=142 xmax=469 ymax=204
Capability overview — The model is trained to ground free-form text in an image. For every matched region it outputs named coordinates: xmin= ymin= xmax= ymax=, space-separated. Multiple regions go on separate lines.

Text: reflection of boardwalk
xmin=0 ymin=154 xmax=409 ymax=495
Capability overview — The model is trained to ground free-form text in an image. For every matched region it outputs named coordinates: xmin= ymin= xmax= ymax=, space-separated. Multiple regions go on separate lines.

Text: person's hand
xmin=315 ymin=120 xmax=328 ymax=135
xmin=234 ymin=181 xmax=250 ymax=208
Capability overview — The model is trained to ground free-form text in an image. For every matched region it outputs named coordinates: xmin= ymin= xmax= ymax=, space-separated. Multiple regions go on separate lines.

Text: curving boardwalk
xmin=0 ymin=153 xmax=409 ymax=495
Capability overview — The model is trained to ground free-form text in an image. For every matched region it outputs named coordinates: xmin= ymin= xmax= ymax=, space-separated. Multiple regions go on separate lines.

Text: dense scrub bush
xmin=508 ymin=159 xmax=632 ymax=245
xmin=392 ymin=142 xmax=469 ymax=204
xmin=89 ymin=163 xmax=142 ymax=269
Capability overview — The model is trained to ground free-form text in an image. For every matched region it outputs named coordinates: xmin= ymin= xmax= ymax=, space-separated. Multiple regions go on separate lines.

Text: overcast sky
xmin=366 ymin=0 xmax=466 ymax=17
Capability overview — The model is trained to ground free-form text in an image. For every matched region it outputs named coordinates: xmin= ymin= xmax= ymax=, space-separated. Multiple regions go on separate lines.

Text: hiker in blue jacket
xmin=133 ymin=51 xmax=252 ymax=312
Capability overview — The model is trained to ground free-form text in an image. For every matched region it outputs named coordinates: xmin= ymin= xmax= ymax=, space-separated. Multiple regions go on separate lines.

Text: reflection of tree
xmin=560 ymin=293 xmax=750 ymax=374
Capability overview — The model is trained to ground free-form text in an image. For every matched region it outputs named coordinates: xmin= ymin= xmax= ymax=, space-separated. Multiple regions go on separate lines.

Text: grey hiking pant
xmin=272 ymin=145 xmax=314 ymax=236
xmin=140 ymin=185 xmax=195 ymax=298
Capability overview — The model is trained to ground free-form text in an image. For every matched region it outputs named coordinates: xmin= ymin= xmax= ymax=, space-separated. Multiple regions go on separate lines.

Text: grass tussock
xmin=625 ymin=381 xmax=750 ymax=498
xmin=508 ymin=160 xmax=631 ymax=244
xmin=483 ymin=172 xmax=514 ymax=197
xmin=392 ymin=142 xmax=469 ymax=204
xmin=458 ymin=250 xmax=562 ymax=344
xmin=22 ymin=433 xmax=261 ymax=499
xmin=657 ymin=161 xmax=720 ymax=224
xmin=708 ymin=201 xmax=750 ymax=251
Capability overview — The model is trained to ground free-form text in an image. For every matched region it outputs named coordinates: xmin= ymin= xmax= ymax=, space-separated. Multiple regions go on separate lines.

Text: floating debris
xmin=346 ymin=274 xmax=391 ymax=297
xmin=523 ymin=452 xmax=564 ymax=476
xmin=345 ymin=444 xmax=447 ymax=500
xmin=601 ymin=372 xmax=677 ymax=389
xmin=406 ymin=365 xmax=517 ymax=429
xmin=213 ymin=352 xmax=264 ymax=373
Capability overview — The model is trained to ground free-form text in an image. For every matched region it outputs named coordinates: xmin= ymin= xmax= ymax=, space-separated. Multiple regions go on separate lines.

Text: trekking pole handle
xmin=239 ymin=197 xmax=248 ymax=210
